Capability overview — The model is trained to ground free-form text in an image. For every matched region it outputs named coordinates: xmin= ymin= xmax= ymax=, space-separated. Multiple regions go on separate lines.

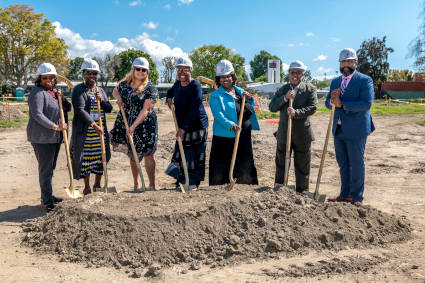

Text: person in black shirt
xmin=165 ymin=57 xmax=208 ymax=190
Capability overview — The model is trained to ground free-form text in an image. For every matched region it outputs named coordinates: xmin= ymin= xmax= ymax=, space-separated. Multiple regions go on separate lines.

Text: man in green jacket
xmin=269 ymin=61 xmax=318 ymax=193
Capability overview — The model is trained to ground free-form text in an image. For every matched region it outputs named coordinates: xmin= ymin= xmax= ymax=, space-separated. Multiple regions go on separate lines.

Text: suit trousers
xmin=334 ymin=126 xmax=367 ymax=202
xmin=275 ymin=140 xmax=311 ymax=192
xmin=31 ymin=143 xmax=61 ymax=204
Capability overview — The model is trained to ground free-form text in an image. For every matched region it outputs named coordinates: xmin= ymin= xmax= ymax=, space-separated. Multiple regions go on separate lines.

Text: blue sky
xmin=1 ymin=0 xmax=422 ymax=79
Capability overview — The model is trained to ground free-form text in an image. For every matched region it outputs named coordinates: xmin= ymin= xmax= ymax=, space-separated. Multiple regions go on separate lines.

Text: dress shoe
xmin=52 ymin=196 xmax=63 ymax=203
xmin=327 ymin=196 xmax=352 ymax=202
xmin=44 ymin=202 xmax=55 ymax=213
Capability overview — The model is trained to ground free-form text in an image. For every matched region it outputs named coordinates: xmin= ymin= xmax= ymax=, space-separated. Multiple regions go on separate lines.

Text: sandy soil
xmin=0 ymin=104 xmax=425 ymax=282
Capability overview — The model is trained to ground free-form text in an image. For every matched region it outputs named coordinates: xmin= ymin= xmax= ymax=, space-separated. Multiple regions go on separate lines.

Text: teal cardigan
xmin=209 ymin=85 xmax=260 ymax=138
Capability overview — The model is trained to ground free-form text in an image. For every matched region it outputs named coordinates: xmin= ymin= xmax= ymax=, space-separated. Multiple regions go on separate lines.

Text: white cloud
xmin=313 ymin=55 xmax=327 ymax=62
xmin=178 ymin=0 xmax=194 ymax=5
xmin=306 ymin=32 xmax=313 ymax=37
xmin=288 ymin=43 xmax=295 ymax=47
xmin=331 ymin=37 xmax=340 ymax=42
xmin=282 ymin=63 xmax=289 ymax=72
xmin=164 ymin=3 xmax=171 ymax=9
xmin=143 ymin=21 xmax=158 ymax=29
xmin=53 ymin=21 xmax=186 ymax=67
xmin=316 ymin=66 xmax=333 ymax=74
xmin=299 ymin=42 xmax=305 ymax=46
xmin=129 ymin=0 xmax=142 ymax=6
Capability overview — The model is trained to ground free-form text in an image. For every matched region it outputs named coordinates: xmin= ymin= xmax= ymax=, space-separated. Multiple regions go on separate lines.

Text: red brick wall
xmin=381 ymin=81 xmax=425 ymax=91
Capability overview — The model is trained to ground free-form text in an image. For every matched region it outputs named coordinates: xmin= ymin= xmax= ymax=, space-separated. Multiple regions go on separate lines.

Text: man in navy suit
xmin=325 ymin=48 xmax=375 ymax=205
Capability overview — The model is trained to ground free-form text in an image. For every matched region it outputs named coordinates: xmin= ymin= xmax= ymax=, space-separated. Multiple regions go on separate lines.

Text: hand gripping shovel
xmin=119 ymin=104 xmax=146 ymax=192
xmin=225 ymin=94 xmax=246 ymax=191
xmin=171 ymin=105 xmax=188 ymax=193
xmin=310 ymin=104 xmax=336 ymax=202
xmin=95 ymin=90 xmax=117 ymax=193
xmin=283 ymin=97 xmax=294 ymax=187
xmin=58 ymin=91 xmax=82 ymax=199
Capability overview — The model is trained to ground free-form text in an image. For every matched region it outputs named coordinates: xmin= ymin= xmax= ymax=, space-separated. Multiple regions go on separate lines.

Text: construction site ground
xmin=0 ymin=104 xmax=424 ymax=282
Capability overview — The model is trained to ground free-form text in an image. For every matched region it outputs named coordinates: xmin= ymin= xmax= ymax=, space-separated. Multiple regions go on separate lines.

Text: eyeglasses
xmin=41 ymin=76 xmax=56 ymax=80
xmin=134 ymin=67 xmax=148 ymax=73
xmin=85 ymin=71 xmax=98 ymax=76
xmin=289 ymin=71 xmax=303 ymax=76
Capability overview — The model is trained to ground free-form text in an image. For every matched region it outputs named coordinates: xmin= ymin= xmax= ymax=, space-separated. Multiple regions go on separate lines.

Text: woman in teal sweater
xmin=209 ymin=60 xmax=260 ymax=185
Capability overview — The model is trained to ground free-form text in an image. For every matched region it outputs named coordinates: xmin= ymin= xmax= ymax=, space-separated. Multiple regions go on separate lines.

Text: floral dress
xmin=110 ymin=81 xmax=158 ymax=160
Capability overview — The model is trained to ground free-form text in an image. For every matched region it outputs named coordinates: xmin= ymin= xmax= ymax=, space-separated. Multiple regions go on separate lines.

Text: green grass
xmin=0 ymin=118 xmax=28 ymax=128
xmin=316 ymin=104 xmax=425 ymax=115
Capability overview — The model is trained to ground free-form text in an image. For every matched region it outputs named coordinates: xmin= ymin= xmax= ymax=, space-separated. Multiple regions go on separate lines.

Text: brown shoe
xmin=327 ymin=196 xmax=352 ymax=202
xmin=83 ymin=187 xmax=91 ymax=196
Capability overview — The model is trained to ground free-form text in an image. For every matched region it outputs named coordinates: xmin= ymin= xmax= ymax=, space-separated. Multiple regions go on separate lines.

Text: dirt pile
xmin=21 ymin=186 xmax=411 ymax=277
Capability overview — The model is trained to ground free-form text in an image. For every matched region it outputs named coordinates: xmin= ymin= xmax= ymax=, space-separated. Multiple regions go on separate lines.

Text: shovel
xmin=95 ymin=89 xmax=117 ymax=193
xmin=225 ymin=94 xmax=246 ymax=191
xmin=119 ymin=104 xmax=146 ymax=192
xmin=170 ymin=104 xmax=188 ymax=193
xmin=283 ymin=96 xmax=294 ymax=186
xmin=310 ymin=104 xmax=336 ymax=202
xmin=58 ymin=90 xmax=82 ymax=199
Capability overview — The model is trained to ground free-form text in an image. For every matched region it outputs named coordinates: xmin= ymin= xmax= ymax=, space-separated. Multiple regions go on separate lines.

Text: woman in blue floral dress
xmin=110 ymin=57 xmax=158 ymax=190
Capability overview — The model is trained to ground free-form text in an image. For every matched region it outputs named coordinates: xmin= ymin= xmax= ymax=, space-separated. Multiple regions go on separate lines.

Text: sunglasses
xmin=85 ymin=71 xmax=98 ymax=76
xmin=134 ymin=67 xmax=148 ymax=73
xmin=41 ymin=76 xmax=56 ymax=80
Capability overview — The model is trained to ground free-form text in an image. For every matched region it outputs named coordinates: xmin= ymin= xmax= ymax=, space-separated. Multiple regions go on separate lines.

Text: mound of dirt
xmin=21 ymin=186 xmax=411 ymax=277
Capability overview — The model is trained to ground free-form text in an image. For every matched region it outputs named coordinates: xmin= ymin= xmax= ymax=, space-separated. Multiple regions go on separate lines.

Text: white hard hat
xmin=175 ymin=57 xmax=193 ymax=70
xmin=80 ymin=58 xmax=100 ymax=72
xmin=289 ymin=60 xmax=307 ymax=71
xmin=132 ymin=57 xmax=149 ymax=71
xmin=36 ymin=63 xmax=57 ymax=76
xmin=339 ymin=48 xmax=357 ymax=62
xmin=215 ymin=59 xmax=234 ymax=76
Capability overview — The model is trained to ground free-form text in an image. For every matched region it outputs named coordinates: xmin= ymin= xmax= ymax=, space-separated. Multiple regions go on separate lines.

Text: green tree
xmin=0 ymin=4 xmax=68 ymax=87
xmin=250 ymin=50 xmax=282 ymax=81
xmin=357 ymin=36 xmax=394 ymax=92
xmin=190 ymin=45 xmax=248 ymax=82
xmin=409 ymin=1 xmax=425 ymax=71
xmin=302 ymin=70 xmax=313 ymax=83
xmin=93 ymin=54 xmax=120 ymax=88
xmin=113 ymin=49 xmax=159 ymax=84
xmin=387 ymin=69 xmax=414 ymax=81
xmin=161 ymin=56 xmax=176 ymax=83
xmin=66 ymin=57 xmax=84 ymax=81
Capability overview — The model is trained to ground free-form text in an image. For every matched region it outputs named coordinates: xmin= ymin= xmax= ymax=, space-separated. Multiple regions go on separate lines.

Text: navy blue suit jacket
xmin=325 ymin=71 xmax=375 ymax=140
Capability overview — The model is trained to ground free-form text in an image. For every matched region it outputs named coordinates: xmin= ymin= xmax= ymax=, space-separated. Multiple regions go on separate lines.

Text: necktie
xmin=337 ymin=77 xmax=348 ymax=126
xmin=340 ymin=77 xmax=349 ymax=96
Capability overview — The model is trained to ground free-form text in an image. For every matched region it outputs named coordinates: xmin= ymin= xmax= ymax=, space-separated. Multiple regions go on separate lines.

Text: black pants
xmin=31 ymin=143 xmax=61 ymax=204
xmin=275 ymin=140 xmax=311 ymax=192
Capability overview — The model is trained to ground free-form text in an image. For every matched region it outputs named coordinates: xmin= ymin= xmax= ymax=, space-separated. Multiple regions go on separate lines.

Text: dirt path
xmin=0 ymin=107 xmax=424 ymax=282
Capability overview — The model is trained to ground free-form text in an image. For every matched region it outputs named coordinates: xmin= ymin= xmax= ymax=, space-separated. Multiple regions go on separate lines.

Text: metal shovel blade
xmin=225 ymin=178 xmax=236 ymax=191
xmin=96 ymin=186 xmax=117 ymax=193
xmin=305 ymin=191 xmax=327 ymax=203
xmin=64 ymin=186 xmax=82 ymax=198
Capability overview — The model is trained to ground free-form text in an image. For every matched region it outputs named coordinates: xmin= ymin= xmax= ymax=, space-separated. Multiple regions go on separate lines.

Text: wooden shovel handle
xmin=57 ymin=94 xmax=74 ymax=190
xmin=171 ymin=105 xmax=190 ymax=188
xmin=314 ymin=104 xmax=336 ymax=199
xmin=229 ymin=94 xmax=246 ymax=182
xmin=119 ymin=105 xmax=146 ymax=190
